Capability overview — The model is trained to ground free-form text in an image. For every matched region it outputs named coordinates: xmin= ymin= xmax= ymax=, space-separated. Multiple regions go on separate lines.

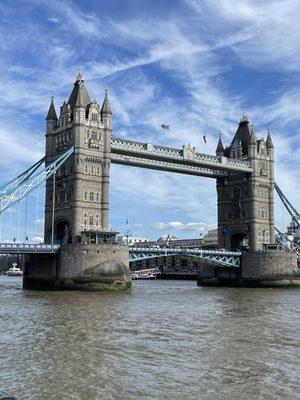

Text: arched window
xmin=90 ymin=166 xmax=94 ymax=175
xmin=96 ymin=192 xmax=100 ymax=202
xmin=84 ymin=191 xmax=87 ymax=201
xmin=89 ymin=216 xmax=93 ymax=226
xmin=84 ymin=165 xmax=88 ymax=174
xmin=89 ymin=192 xmax=94 ymax=202
xmin=96 ymin=166 xmax=100 ymax=175
xmin=232 ymin=187 xmax=240 ymax=201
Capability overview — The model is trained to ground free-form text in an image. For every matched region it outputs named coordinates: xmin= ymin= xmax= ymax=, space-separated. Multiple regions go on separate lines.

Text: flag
xmin=203 ymin=135 xmax=207 ymax=143
xmin=161 ymin=124 xmax=170 ymax=130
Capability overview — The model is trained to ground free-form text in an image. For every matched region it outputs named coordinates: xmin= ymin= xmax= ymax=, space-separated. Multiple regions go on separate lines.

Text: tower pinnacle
xmin=101 ymin=88 xmax=112 ymax=116
xmin=46 ymin=96 xmax=58 ymax=121
xmin=216 ymin=133 xmax=225 ymax=156
xmin=266 ymin=129 xmax=274 ymax=148
xmin=68 ymin=71 xmax=91 ymax=110
xmin=76 ymin=71 xmax=84 ymax=83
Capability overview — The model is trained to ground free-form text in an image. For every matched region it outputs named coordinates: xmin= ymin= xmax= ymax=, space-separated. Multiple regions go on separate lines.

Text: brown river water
xmin=0 ymin=276 xmax=299 ymax=400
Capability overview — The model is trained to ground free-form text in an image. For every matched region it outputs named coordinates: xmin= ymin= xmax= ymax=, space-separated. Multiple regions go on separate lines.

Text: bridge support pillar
xmin=240 ymin=251 xmax=300 ymax=287
xmin=23 ymin=244 xmax=131 ymax=291
xmin=197 ymin=251 xmax=300 ymax=287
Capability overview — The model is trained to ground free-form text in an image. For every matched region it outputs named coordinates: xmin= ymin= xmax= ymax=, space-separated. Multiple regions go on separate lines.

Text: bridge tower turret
xmin=45 ymin=97 xmax=58 ymax=157
xmin=216 ymin=115 xmax=275 ymax=251
xmin=44 ymin=73 xmax=113 ymax=244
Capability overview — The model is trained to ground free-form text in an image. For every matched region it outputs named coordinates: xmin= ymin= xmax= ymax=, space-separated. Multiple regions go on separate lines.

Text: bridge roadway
xmin=0 ymin=243 xmax=241 ymax=267
xmin=129 ymin=247 xmax=242 ymax=267
xmin=0 ymin=243 xmax=60 ymax=254
xmin=110 ymin=136 xmax=253 ymax=178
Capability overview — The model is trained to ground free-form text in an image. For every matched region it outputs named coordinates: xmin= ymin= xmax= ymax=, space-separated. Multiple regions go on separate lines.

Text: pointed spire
xmin=76 ymin=70 xmax=84 ymax=83
xmin=250 ymin=126 xmax=257 ymax=145
xmin=101 ymin=87 xmax=112 ymax=116
xmin=46 ymin=96 xmax=58 ymax=121
xmin=240 ymin=112 xmax=249 ymax=123
xmin=68 ymin=71 xmax=91 ymax=110
xmin=216 ymin=133 xmax=225 ymax=155
xmin=266 ymin=129 xmax=274 ymax=148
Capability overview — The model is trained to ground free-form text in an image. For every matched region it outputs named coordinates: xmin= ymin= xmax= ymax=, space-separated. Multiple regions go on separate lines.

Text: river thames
xmin=0 ymin=276 xmax=299 ymax=400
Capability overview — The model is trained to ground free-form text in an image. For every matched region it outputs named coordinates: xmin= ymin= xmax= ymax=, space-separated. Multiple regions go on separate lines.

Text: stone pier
xmin=24 ymin=244 xmax=131 ymax=291
xmin=197 ymin=251 xmax=300 ymax=287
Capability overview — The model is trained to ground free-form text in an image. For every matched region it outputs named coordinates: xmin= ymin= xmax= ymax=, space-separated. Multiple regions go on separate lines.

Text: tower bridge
xmin=0 ymin=72 xmax=299 ymax=289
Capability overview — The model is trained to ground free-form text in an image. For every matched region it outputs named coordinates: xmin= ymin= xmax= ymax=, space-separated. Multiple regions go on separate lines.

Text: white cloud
xmin=152 ymin=221 xmax=207 ymax=232
xmin=48 ymin=0 xmax=103 ymax=37
xmin=188 ymin=0 xmax=300 ymax=72
xmin=0 ymin=0 xmax=300 ymax=240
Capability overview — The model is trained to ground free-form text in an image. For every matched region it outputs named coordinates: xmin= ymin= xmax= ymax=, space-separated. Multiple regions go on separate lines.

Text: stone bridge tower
xmin=44 ymin=73 xmax=112 ymax=244
xmin=216 ymin=115 xmax=275 ymax=251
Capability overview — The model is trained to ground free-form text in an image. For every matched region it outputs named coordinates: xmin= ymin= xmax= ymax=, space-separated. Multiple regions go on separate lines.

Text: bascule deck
xmin=0 ymin=243 xmax=61 ymax=254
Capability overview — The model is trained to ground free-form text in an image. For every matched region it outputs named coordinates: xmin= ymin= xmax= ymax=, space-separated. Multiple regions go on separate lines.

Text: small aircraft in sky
xmin=161 ymin=124 xmax=170 ymax=131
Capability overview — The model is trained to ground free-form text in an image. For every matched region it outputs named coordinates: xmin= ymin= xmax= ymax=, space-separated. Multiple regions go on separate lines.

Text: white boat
xmin=132 ymin=272 xmax=156 ymax=280
xmin=6 ymin=263 xmax=23 ymax=277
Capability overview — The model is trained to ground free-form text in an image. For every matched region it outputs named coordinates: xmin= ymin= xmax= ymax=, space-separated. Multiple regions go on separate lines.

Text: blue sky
xmin=0 ymin=0 xmax=300 ymax=242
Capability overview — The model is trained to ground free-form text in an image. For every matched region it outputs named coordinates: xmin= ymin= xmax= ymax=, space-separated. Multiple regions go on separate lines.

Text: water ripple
xmin=0 ymin=277 xmax=299 ymax=400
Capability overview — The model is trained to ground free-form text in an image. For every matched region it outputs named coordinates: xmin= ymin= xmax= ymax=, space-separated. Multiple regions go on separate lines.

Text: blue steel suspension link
xmin=0 ymin=146 xmax=74 ymax=213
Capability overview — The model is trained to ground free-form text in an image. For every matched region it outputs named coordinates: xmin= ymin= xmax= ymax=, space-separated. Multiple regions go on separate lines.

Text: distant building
xmin=133 ymin=234 xmax=204 ymax=249
xmin=117 ymin=235 xmax=148 ymax=247
xmin=202 ymin=228 xmax=218 ymax=249
xmin=287 ymin=221 xmax=300 ymax=241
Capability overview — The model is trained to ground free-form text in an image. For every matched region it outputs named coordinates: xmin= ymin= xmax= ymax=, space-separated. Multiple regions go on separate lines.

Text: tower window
xmin=96 ymin=192 xmax=100 ymax=202
xmin=59 ymin=190 xmax=66 ymax=203
xmin=84 ymin=191 xmax=87 ymax=201
xmin=232 ymin=187 xmax=241 ymax=201
xmin=90 ymin=166 xmax=94 ymax=175
xmin=89 ymin=216 xmax=94 ymax=226
xmin=84 ymin=165 xmax=88 ymax=174
xmin=96 ymin=166 xmax=100 ymax=175
xmin=91 ymin=130 xmax=97 ymax=139
xmin=90 ymin=192 xmax=94 ymax=202
xmin=92 ymin=113 xmax=98 ymax=122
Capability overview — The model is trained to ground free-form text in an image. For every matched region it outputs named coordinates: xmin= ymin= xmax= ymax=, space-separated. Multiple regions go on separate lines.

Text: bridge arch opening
xmin=231 ymin=233 xmax=249 ymax=251
xmin=55 ymin=221 xmax=71 ymax=244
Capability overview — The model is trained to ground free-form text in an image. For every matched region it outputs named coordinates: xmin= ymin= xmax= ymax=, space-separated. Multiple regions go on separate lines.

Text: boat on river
xmin=6 ymin=263 xmax=23 ymax=277
xmin=132 ymin=272 xmax=156 ymax=280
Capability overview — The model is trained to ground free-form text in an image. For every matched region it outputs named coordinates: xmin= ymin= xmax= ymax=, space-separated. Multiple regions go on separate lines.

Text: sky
xmin=0 ymin=0 xmax=300 ymax=242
